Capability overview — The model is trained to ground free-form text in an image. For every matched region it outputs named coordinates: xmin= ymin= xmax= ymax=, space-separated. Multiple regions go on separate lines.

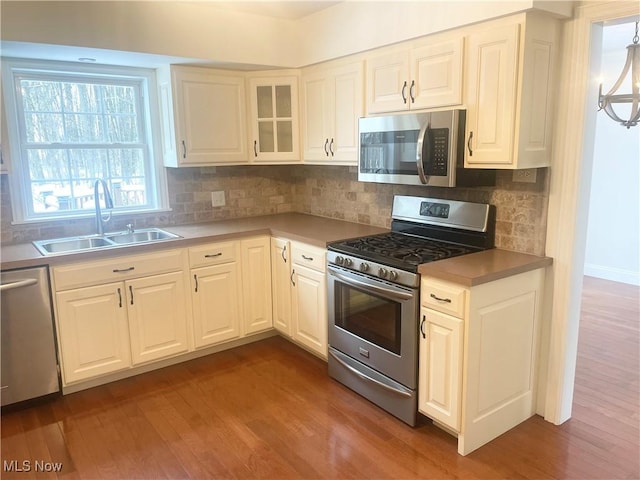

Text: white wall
xmin=584 ymin=23 xmax=640 ymax=285
xmin=0 ymin=1 xmax=573 ymax=68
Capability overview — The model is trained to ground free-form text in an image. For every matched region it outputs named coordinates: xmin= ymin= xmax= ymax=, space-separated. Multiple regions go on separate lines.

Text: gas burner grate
xmin=338 ymin=232 xmax=477 ymax=266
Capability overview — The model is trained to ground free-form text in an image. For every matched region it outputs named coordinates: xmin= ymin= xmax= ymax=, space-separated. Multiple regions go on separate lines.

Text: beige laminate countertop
xmin=418 ymin=248 xmax=553 ymax=287
xmin=0 ymin=213 xmax=389 ymax=270
xmin=2 ymin=213 xmax=552 ymax=285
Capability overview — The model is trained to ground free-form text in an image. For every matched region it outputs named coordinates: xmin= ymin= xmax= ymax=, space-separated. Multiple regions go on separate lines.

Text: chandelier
xmin=597 ymin=21 xmax=640 ymax=128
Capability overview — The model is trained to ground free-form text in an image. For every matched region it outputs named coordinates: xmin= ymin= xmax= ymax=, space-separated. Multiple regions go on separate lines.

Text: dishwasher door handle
xmin=0 ymin=278 xmax=38 ymax=292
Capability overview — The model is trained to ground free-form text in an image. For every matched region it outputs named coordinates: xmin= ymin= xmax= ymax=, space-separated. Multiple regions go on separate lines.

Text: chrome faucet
xmin=94 ymin=179 xmax=114 ymax=236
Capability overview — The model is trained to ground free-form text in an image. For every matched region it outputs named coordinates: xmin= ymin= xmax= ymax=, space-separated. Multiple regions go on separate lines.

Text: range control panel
xmin=420 ymin=201 xmax=450 ymax=219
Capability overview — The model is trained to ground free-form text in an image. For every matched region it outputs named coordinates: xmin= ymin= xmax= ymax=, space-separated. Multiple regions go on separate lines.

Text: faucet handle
xmin=126 ymin=223 xmax=134 ymax=233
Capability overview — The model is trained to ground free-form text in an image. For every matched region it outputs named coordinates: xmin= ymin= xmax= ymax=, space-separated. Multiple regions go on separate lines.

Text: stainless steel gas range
xmin=327 ymin=195 xmax=496 ymax=426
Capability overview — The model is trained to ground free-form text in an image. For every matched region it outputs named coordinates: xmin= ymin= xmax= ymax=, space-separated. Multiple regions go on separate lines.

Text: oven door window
xmin=334 ymin=283 xmax=402 ymax=355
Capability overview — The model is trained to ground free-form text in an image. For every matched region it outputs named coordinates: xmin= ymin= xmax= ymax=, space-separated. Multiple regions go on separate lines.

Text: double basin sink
xmin=33 ymin=228 xmax=181 ymax=256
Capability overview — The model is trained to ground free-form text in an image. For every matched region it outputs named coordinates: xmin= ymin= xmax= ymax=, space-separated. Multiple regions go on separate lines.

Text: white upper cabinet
xmin=158 ymin=65 xmax=248 ymax=167
xmin=247 ymin=74 xmax=301 ymax=163
xmin=366 ymin=34 xmax=463 ymax=114
xmin=301 ymin=61 xmax=363 ymax=165
xmin=464 ymin=13 xmax=559 ymax=169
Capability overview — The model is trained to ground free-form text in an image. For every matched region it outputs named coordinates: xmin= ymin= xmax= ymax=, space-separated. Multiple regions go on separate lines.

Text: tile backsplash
xmin=0 ymin=164 xmax=549 ymax=255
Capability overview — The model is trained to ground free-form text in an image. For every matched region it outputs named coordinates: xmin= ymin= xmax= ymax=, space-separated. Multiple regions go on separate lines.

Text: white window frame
xmin=1 ymin=58 xmax=169 ymax=224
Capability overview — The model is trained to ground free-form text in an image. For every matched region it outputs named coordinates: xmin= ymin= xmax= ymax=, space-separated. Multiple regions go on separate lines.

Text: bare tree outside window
xmin=2 ymin=60 xmax=164 ymax=222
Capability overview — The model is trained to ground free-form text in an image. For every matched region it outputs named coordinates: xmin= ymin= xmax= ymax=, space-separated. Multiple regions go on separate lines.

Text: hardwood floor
xmin=2 ymin=276 xmax=638 ymax=479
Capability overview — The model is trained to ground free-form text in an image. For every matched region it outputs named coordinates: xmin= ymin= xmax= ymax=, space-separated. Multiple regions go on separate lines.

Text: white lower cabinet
xmin=53 ymin=249 xmax=191 ymax=384
xmin=52 ymin=234 xmax=327 ymax=389
xmin=56 ymin=282 xmax=131 ymax=384
xmin=291 ymin=242 xmax=327 ymax=359
xmin=270 ymin=237 xmax=292 ymax=336
xmin=418 ymin=268 xmax=546 ymax=455
xmin=191 ymin=262 xmax=242 ymax=347
xmin=418 ymin=307 xmax=463 ymax=431
xmin=240 ymin=236 xmax=273 ymax=335
xmin=271 ymin=238 xmax=328 ymax=359
xmin=127 ymin=271 xmax=189 ymax=365
xmin=189 ymin=236 xmax=272 ymax=348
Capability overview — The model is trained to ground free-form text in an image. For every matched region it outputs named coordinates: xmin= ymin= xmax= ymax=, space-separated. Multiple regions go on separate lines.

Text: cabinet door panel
xmin=56 ymin=283 xmax=131 ymax=383
xmin=292 ymin=264 xmax=327 ymax=358
xmin=465 ymin=24 xmax=519 ymax=165
xmin=418 ymin=308 xmax=463 ymax=431
xmin=127 ymin=271 xmax=189 ymax=365
xmin=248 ymin=76 xmax=300 ymax=163
xmin=271 ymin=238 xmax=292 ymax=336
xmin=332 ymin=64 xmax=363 ymax=163
xmin=173 ymin=68 xmax=247 ymax=165
xmin=192 ymin=263 xmax=242 ymax=348
xmin=411 ymin=38 xmax=463 ymax=109
xmin=366 ymin=51 xmax=410 ymax=114
xmin=301 ymin=75 xmax=330 ymax=161
xmin=241 ymin=237 xmax=273 ymax=335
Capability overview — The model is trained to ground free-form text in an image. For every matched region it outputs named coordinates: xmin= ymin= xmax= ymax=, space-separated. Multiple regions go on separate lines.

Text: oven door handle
xmin=329 ymin=350 xmax=412 ymax=398
xmin=328 ymin=266 xmax=414 ymax=301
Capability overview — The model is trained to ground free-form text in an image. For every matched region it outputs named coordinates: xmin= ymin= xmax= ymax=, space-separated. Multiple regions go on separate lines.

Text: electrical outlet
xmin=512 ymin=169 xmax=538 ymax=184
xmin=211 ymin=191 xmax=226 ymax=207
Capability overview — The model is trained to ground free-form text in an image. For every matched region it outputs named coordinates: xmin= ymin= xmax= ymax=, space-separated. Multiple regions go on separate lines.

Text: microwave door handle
xmin=416 ymin=122 xmax=430 ymax=184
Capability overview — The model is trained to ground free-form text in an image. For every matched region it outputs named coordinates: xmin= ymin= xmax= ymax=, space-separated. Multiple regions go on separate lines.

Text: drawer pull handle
xmin=205 ymin=253 xmax=222 ymax=258
xmin=302 ymin=255 xmax=314 ymax=261
xmin=430 ymin=293 xmax=452 ymax=303
xmin=113 ymin=267 xmax=135 ymax=273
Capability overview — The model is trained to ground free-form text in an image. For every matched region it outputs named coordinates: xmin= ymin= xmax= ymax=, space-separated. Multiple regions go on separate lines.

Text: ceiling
xmin=212 ymin=1 xmax=341 ymax=19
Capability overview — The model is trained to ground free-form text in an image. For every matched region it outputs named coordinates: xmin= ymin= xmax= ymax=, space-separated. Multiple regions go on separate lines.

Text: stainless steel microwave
xmin=358 ymin=110 xmax=495 ymax=188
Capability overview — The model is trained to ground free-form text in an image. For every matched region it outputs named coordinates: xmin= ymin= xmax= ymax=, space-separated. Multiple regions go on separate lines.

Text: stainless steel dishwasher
xmin=1 ymin=266 xmax=60 ymax=406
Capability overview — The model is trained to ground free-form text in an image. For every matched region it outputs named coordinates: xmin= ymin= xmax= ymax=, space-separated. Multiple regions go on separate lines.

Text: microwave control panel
xmin=424 ymin=128 xmax=449 ymax=176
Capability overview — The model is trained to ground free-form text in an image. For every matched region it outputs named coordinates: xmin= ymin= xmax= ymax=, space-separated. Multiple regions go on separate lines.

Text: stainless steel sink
xmin=35 ymin=237 xmax=114 ymax=254
xmin=106 ymin=229 xmax=179 ymax=244
xmin=33 ymin=228 xmax=181 ymax=255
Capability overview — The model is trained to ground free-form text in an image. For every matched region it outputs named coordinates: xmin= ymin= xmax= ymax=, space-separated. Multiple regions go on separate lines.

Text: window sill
xmin=10 ymin=207 xmax=174 ymax=226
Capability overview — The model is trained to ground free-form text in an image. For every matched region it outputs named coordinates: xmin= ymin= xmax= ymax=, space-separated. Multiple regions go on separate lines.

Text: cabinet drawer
xmin=421 ymin=279 xmax=466 ymax=318
xmin=189 ymin=241 xmax=237 ymax=268
xmin=53 ymin=249 xmax=186 ymax=291
xmin=291 ymin=242 xmax=326 ymax=273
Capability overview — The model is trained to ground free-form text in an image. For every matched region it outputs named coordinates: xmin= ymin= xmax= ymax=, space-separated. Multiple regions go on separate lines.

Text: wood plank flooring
xmin=2 ymin=276 xmax=638 ymax=479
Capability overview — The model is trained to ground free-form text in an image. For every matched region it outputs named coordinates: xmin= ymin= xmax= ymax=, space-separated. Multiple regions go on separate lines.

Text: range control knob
xmin=335 ymin=255 xmax=344 ymax=265
xmin=344 ymin=257 xmax=353 ymax=267
xmin=378 ymin=268 xmax=388 ymax=278
xmin=388 ymin=270 xmax=398 ymax=281
xmin=359 ymin=262 xmax=370 ymax=272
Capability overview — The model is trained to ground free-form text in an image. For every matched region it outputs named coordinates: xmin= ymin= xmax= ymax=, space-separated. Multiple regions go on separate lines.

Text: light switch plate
xmin=211 ymin=191 xmax=226 ymax=207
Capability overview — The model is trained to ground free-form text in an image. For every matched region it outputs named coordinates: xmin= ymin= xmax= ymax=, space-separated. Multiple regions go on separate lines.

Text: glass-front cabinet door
xmin=248 ymin=75 xmax=300 ymax=163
